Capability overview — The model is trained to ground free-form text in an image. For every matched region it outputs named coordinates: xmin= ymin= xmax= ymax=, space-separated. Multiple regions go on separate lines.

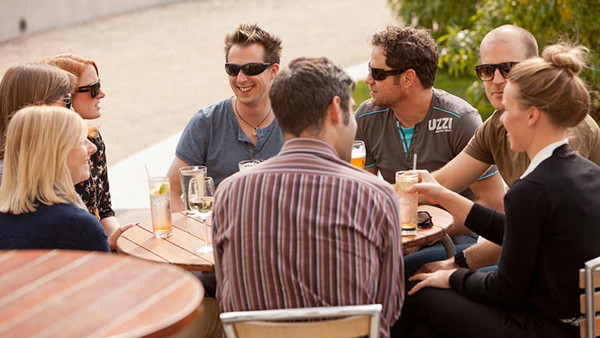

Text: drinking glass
xmin=188 ymin=177 xmax=215 ymax=254
xmin=178 ymin=165 xmax=207 ymax=215
xmin=238 ymin=159 xmax=262 ymax=172
xmin=351 ymin=140 xmax=366 ymax=169
xmin=395 ymin=170 xmax=419 ymax=236
xmin=148 ymin=176 xmax=173 ymax=238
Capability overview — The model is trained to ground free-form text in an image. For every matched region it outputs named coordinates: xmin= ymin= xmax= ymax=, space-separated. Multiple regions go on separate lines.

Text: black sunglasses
xmin=77 ymin=80 xmax=101 ymax=98
xmin=417 ymin=211 xmax=433 ymax=229
xmin=225 ymin=62 xmax=273 ymax=76
xmin=368 ymin=63 xmax=405 ymax=81
xmin=474 ymin=62 xmax=519 ymax=82
xmin=60 ymin=93 xmax=72 ymax=109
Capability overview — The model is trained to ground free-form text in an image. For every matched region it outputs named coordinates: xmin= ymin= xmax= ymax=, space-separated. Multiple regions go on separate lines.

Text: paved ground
xmin=0 ymin=0 xmax=398 ymax=224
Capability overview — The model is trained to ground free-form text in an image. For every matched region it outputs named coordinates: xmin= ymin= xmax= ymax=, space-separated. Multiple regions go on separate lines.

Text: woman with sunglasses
xmin=0 ymin=106 xmax=110 ymax=251
xmin=394 ymin=44 xmax=600 ymax=337
xmin=0 ymin=63 xmax=75 ymax=184
xmin=42 ymin=54 xmax=124 ymax=247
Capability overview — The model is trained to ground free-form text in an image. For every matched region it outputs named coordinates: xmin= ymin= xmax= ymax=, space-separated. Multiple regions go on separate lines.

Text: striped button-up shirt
xmin=213 ymin=138 xmax=404 ymax=337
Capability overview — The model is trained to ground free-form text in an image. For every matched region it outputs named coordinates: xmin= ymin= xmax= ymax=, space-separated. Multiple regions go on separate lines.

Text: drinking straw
xmin=144 ymin=164 xmax=151 ymax=179
xmin=413 ymin=153 xmax=418 ymax=171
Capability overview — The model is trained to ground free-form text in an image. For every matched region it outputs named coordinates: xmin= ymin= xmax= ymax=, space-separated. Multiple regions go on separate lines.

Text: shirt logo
xmin=428 ymin=118 xmax=453 ymax=133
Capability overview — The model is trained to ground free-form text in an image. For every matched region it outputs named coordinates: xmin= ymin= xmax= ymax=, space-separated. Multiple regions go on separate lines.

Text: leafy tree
xmin=388 ymin=0 xmax=600 ymax=121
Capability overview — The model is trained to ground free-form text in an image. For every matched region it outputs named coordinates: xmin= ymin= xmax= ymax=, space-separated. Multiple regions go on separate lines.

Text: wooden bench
xmin=579 ymin=256 xmax=600 ymax=337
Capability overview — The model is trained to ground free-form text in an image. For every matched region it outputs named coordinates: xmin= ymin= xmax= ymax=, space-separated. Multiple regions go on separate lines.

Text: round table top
xmin=402 ymin=205 xmax=454 ymax=255
xmin=0 ymin=249 xmax=203 ymax=337
xmin=117 ymin=212 xmax=215 ymax=272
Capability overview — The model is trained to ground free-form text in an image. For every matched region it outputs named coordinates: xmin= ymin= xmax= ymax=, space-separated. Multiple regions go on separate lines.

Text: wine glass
xmin=188 ymin=177 xmax=215 ymax=254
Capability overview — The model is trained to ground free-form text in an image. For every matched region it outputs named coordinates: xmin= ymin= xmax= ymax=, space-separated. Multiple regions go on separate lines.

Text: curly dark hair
xmin=372 ymin=26 xmax=438 ymax=88
xmin=224 ymin=23 xmax=282 ymax=64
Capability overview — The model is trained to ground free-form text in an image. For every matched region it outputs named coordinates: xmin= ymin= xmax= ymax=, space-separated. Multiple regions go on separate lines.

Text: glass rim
xmin=179 ymin=165 xmax=207 ymax=172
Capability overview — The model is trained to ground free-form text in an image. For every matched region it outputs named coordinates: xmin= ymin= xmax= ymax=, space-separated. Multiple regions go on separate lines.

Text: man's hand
xmin=414 ymin=257 xmax=458 ymax=275
xmin=408 ymin=269 xmax=457 ymax=295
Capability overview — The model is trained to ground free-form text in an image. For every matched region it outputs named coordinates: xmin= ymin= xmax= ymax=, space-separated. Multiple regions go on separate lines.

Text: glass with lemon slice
xmin=148 ymin=177 xmax=173 ymax=238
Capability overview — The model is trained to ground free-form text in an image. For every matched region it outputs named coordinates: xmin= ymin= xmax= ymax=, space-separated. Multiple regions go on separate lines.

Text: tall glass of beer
xmin=351 ymin=140 xmax=366 ymax=169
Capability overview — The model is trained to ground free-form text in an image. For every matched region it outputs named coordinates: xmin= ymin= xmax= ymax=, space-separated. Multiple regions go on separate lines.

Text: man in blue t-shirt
xmin=167 ymin=24 xmax=284 ymax=211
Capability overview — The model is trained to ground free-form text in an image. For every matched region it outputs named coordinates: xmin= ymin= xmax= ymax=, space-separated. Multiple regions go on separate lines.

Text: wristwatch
xmin=454 ymin=251 xmax=470 ymax=269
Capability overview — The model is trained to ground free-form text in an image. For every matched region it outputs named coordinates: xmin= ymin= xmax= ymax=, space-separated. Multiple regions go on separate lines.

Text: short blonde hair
xmin=509 ymin=43 xmax=590 ymax=127
xmin=0 ymin=106 xmax=88 ymax=214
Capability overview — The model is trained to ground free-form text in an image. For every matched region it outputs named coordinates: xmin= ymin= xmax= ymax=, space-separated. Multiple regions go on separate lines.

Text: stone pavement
xmin=0 ymin=0 xmax=398 ymax=224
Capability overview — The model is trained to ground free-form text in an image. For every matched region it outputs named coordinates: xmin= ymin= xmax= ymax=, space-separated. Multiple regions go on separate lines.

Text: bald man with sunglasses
xmin=355 ymin=26 xmax=506 ymax=246
xmin=416 ymin=25 xmax=600 ymax=274
xmin=167 ymin=24 xmax=284 ymax=212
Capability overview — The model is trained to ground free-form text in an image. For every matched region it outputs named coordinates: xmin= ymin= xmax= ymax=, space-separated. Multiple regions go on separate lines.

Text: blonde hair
xmin=0 ymin=106 xmax=88 ymax=214
xmin=509 ymin=43 xmax=590 ymax=127
xmin=0 ymin=63 xmax=76 ymax=158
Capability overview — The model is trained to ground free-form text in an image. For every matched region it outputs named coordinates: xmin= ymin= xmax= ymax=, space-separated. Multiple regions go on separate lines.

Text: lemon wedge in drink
xmin=158 ymin=183 xmax=169 ymax=194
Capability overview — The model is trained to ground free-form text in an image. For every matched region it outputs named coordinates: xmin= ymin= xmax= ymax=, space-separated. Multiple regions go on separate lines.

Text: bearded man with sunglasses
xmin=413 ymin=25 xmax=600 ymax=276
xmin=356 ymin=26 xmax=505 ymax=249
xmin=167 ymin=24 xmax=284 ymax=211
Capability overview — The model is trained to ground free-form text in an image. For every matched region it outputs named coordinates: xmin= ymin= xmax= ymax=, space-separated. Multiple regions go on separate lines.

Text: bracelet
xmin=454 ymin=251 xmax=470 ymax=269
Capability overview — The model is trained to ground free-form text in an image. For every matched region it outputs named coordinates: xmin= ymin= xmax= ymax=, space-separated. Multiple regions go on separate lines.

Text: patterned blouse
xmin=75 ymin=131 xmax=115 ymax=220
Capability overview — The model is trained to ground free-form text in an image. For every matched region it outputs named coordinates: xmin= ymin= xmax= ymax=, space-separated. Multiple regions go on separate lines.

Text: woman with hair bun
xmin=394 ymin=44 xmax=600 ymax=337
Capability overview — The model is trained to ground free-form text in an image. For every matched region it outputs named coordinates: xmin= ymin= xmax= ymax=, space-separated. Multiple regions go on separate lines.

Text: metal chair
xmin=220 ymin=304 xmax=382 ymax=338
xmin=579 ymin=256 xmax=600 ymax=337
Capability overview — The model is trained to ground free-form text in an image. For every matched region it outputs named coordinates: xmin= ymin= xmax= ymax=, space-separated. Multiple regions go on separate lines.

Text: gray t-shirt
xmin=355 ymin=88 xmax=497 ymax=199
xmin=176 ymin=97 xmax=284 ymax=187
xmin=0 ymin=159 xmax=3 ymax=185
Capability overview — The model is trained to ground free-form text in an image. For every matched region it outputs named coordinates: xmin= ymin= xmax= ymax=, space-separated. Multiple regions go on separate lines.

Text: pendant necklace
xmin=234 ymin=98 xmax=272 ymax=136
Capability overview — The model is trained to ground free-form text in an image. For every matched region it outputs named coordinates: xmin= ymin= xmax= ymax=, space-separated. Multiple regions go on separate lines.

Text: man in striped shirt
xmin=213 ymin=57 xmax=404 ymax=337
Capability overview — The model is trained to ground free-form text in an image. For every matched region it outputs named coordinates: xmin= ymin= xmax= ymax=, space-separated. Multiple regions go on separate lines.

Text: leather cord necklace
xmin=234 ymin=98 xmax=272 ymax=136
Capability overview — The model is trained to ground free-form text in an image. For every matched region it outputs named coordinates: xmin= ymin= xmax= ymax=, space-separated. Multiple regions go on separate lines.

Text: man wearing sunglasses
xmin=356 ymin=26 xmax=505 ymax=246
xmin=213 ymin=57 xmax=404 ymax=338
xmin=167 ymin=24 xmax=284 ymax=212
xmin=414 ymin=25 xmax=600 ymax=275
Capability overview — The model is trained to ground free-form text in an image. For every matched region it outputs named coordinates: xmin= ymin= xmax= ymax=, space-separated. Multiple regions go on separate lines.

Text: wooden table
xmin=402 ymin=205 xmax=455 ymax=255
xmin=0 ymin=249 xmax=203 ymax=337
xmin=118 ymin=206 xmax=453 ymax=272
xmin=117 ymin=212 xmax=215 ymax=272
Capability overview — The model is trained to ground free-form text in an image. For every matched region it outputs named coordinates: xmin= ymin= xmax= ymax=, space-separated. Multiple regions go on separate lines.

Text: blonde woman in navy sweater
xmin=394 ymin=44 xmax=600 ymax=337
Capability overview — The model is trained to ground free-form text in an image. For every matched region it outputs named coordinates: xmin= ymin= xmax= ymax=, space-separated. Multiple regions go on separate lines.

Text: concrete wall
xmin=0 ymin=0 xmax=190 ymax=43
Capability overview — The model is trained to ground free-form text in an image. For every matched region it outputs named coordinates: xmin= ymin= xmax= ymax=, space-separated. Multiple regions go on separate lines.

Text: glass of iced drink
xmin=238 ymin=159 xmax=262 ymax=172
xmin=351 ymin=140 xmax=366 ymax=169
xmin=178 ymin=166 xmax=207 ymax=215
xmin=148 ymin=176 xmax=173 ymax=238
xmin=395 ymin=170 xmax=419 ymax=236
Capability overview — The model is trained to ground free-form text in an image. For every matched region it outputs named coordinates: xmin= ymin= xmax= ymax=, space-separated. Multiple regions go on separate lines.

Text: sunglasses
xmin=368 ymin=63 xmax=405 ymax=81
xmin=474 ymin=62 xmax=519 ymax=82
xmin=225 ymin=62 xmax=273 ymax=76
xmin=60 ymin=93 xmax=72 ymax=109
xmin=77 ymin=80 xmax=101 ymax=98
xmin=417 ymin=211 xmax=433 ymax=229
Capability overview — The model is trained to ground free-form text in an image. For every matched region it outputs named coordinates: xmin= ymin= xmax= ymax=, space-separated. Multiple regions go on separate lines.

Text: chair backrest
xmin=579 ymin=256 xmax=600 ymax=337
xmin=220 ymin=304 xmax=382 ymax=338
